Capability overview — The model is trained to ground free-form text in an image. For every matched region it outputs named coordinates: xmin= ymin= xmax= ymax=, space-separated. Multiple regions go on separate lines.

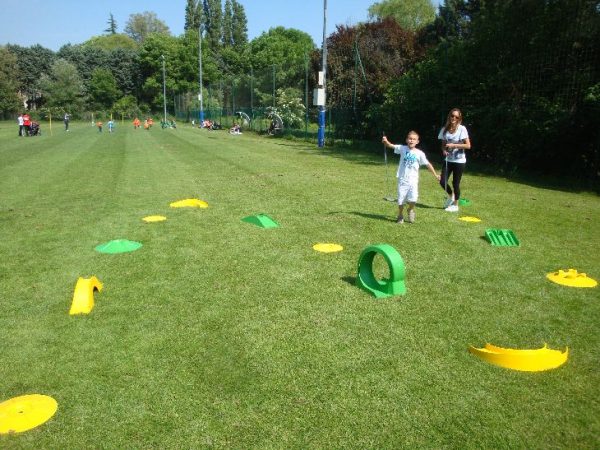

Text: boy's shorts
xmin=398 ymin=182 xmax=418 ymax=205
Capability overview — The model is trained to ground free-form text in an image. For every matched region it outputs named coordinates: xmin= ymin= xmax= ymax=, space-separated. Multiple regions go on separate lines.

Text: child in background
xmin=108 ymin=119 xmax=114 ymax=133
xmin=133 ymin=117 xmax=141 ymax=129
xmin=97 ymin=121 xmax=103 ymax=132
xmin=382 ymin=131 xmax=440 ymax=224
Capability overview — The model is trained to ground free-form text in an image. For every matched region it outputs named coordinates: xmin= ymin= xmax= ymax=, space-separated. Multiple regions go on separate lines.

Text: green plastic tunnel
xmin=356 ymin=244 xmax=406 ymax=298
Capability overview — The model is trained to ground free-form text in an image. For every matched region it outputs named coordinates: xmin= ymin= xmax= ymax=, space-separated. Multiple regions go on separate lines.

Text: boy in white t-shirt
xmin=382 ymin=131 xmax=440 ymax=223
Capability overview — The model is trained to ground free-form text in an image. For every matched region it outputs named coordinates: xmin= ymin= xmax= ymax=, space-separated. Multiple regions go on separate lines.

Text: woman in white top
xmin=438 ymin=108 xmax=471 ymax=212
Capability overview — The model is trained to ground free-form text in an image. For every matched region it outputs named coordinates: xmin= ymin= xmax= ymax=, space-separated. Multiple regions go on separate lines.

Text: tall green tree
xmin=125 ymin=11 xmax=171 ymax=44
xmin=84 ymin=34 xmax=138 ymax=51
xmin=202 ymin=0 xmax=223 ymax=48
xmin=104 ymin=13 xmax=118 ymax=34
xmin=231 ymin=0 xmax=248 ymax=48
xmin=184 ymin=0 xmax=201 ymax=31
xmin=222 ymin=0 xmax=233 ymax=46
xmin=39 ymin=59 xmax=84 ymax=111
xmin=0 ymin=47 xmax=21 ymax=116
xmin=368 ymin=0 xmax=436 ymax=31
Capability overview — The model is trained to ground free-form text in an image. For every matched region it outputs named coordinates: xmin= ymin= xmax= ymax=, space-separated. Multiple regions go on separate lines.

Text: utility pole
xmin=161 ymin=55 xmax=167 ymax=124
xmin=198 ymin=24 xmax=205 ymax=126
xmin=317 ymin=0 xmax=328 ymax=148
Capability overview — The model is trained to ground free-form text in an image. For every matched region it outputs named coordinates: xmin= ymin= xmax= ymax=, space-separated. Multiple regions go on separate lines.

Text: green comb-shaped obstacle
xmin=485 ymin=229 xmax=520 ymax=247
xmin=241 ymin=214 xmax=279 ymax=229
xmin=458 ymin=198 xmax=472 ymax=206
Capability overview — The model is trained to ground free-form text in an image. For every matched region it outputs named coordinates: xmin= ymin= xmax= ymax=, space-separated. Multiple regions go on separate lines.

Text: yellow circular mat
xmin=313 ymin=243 xmax=343 ymax=253
xmin=169 ymin=199 xmax=208 ymax=208
xmin=459 ymin=216 xmax=481 ymax=223
xmin=142 ymin=215 xmax=167 ymax=223
xmin=546 ymin=269 xmax=597 ymax=288
xmin=0 ymin=394 xmax=58 ymax=434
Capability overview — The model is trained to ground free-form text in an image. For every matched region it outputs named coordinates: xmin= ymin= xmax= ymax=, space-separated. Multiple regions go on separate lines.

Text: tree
xmin=39 ymin=59 xmax=84 ymax=112
xmin=368 ymin=0 xmax=436 ymax=31
xmin=0 ymin=47 xmax=21 ymax=116
xmin=105 ymin=13 xmax=118 ymax=34
xmin=223 ymin=0 xmax=233 ymax=46
xmin=184 ymin=0 xmax=201 ymax=31
xmin=84 ymin=34 xmax=138 ymax=51
xmin=125 ymin=11 xmax=171 ymax=44
xmin=202 ymin=0 xmax=223 ymax=48
xmin=249 ymin=27 xmax=315 ymax=99
xmin=88 ymin=68 xmax=120 ymax=110
xmin=231 ymin=0 xmax=248 ymax=48
xmin=7 ymin=44 xmax=56 ymax=109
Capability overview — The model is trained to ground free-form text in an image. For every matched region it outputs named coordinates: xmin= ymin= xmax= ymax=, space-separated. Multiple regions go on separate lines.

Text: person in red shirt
xmin=22 ymin=113 xmax=31 ymax=136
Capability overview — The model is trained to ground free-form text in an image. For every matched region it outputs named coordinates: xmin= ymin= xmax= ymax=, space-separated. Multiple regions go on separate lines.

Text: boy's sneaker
xmin=407 ymin=210 xmax=415 ymax=223
xmin=396 ymin=215 xmax=404 ymax=224
xmin=443 ymin=197 xmax=454 ymax=208
xmin=445 ymin=204 xmax=459 ymax=212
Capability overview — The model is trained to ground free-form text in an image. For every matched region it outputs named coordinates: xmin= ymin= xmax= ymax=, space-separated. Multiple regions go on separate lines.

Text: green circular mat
xmin=94 ymin=239 xmax=142 ymax=254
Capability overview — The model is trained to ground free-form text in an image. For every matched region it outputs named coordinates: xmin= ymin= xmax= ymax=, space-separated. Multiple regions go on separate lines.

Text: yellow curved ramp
xmin=69 ymin=276 xmax=103 ymax=315
xmin=546 ymin=269 xmax=597 ymax=288
xmin=469 ymin=343 xmax=568 ymax=372
xmin=170 ymin=198 xmax=208 ymax=208
xmin=0 ymin=394 xmax=58 ymax=434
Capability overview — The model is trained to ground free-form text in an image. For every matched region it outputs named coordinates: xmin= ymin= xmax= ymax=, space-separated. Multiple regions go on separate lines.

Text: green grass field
xmin=1 ymin=121 xmax=599 ymax=448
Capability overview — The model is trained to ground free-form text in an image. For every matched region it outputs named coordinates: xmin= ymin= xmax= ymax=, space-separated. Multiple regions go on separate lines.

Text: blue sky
xmin=0 ymin=0 xmax=442 ymax=50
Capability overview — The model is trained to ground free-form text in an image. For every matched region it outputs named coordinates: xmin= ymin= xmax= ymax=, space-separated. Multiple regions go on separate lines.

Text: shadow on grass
xmin=327 ymin=211 xmax=395 ymax=222
xmin=341 ymin=276 xmax=357 ymax=286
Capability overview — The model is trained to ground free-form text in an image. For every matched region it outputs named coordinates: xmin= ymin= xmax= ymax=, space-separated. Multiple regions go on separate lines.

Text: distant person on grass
xmin=17 ymin=113 xmax=24 ymax=136
xmin=382 ymin=131 xmax=440 ymax=224
xmin=108 ymin=119 xmax=114 ymax=133
xmin=23 ymin=113 xmax=31 ymax=136
xmin=97 ymin=121 xmax=103 ymax=132
xmin=64 ymin=113 xmax=70 ymax=131
xmin=133 ymin=117 xmax=140 ymax=129
xmin=439 ymin=108 xmax=471 ymax=212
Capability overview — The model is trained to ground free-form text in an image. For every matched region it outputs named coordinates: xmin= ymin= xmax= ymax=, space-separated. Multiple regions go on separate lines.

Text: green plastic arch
xmin=356 ymin=244 xmax=406 ymax=298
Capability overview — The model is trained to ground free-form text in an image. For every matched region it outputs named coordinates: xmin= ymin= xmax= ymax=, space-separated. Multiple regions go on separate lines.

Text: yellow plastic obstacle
xmin=142 ymin=215 xmax=167 ymax=222
xmin=313 ymin=243 xmax=343 ymax=253
xmin=469 ymin=343 xmax=568 ymax=372
xmin=546 ymin=269 xmax=597 ymax=288
xmin=459 ymin=216 xmax=481 ymax=223
xmin=69 ymin=276 xmax=103 ymax=315
xmin=0 ymin=394 xmax=58 ymax=434
xmin=169 ymin=198 xmax=208 ymax=208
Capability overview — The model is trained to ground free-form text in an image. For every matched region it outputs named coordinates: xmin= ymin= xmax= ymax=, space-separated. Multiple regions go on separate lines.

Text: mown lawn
xmin=1 ymin=121 xmax=598 ymax=448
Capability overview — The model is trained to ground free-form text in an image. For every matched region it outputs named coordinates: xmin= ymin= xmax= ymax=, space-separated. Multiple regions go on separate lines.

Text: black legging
xmin=440 ymin=161 xmax=465 ymax=200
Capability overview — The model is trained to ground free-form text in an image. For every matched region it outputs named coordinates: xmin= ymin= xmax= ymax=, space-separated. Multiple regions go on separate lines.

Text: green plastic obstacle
xmin=241 ymin=214 xmax=279 ymax=229
xmin=356 ymin=244 xmax=406 ymax=298
xmin=458 ymin=198 xmax=472 ymax=206
xmin=485 ymin=229 xmax=520 ymax=247
xmin=94 ymin=239 xmax=143 ymax=254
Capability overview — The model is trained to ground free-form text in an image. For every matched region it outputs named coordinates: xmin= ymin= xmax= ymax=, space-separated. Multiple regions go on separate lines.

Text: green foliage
xmin=249 ymin=27 xmax=315 ymax=103
xmin=88 ymin=68 xmax=120 ymax=110
xmin=203 ymin=0 xmax=223 ymax=48
xmin=184 ymin=0 xmax=201 ymax=31
xmin=380 ymin=0 xmax=600 ymax=186
xmin=368 ymin=0 xmax=436 ymax=31
xmin=0 ymin=47 xmax=21 ymax=115
xmin=231 ymin=0 xmax=248 ymax=48
xmin=7 ymin=44 xmax=56 ymax=108
xmin=38 ymin=59 xmax=84 ymax=112
xmin=84 ymin=34 xmax=138 ymax=51
xmin=125 ymin=11 xmax=171 ymax=44
xmin=112 ymin=94 xmax=140 ymax=118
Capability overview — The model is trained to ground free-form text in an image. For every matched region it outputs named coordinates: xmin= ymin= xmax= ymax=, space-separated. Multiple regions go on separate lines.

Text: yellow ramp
xmin=469 ymin=343 xmax=568 ymax=371
xmin=69 ymin=276 xmax=103 ymax=315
